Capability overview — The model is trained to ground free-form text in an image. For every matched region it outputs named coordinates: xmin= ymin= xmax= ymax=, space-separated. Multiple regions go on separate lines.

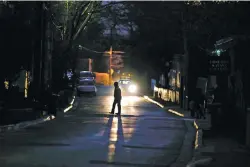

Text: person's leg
xmin=191 ymin=109 xmax=195 ymax=117
xmin=195 ymin=109 xmax=198 ymax=119
xmin=200 ymin=107 xmax=206 ymax=119
xmin=196 ymin=104 xmax=200 ymax=119
xmin=117 ymin=100 xmax=121 ymax=114
xmin=111 ymin=100 xmax=117 ymax=114
xmin=198 ymin=106 xmax=203 ymax=119
xmin=198 ymin=108 xmax=203 ymax=119
xmin=198 ymin=107 xmax=202 ymax=119
xmin=198 ymin=104 xmax=204 ymax=119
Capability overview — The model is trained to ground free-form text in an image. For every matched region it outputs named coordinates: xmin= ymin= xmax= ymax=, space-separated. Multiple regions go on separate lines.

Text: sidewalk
xmin=144 ymin=96 xmax=250 ymax=167
xmin=0 ymin=115 xmax=55 ymax=133
xmin=0 ymin=89 xmax=77 ymax=132
xmin=148 ymin=96 xmax=211 ymax=130
xmin=166 ymin=105 xmax=250 ymax=167
xmin=0 ymin=108 xmax=43 ymax=125
xmin=161 ymin=101 xmax=250 ymax=167
xmin=192 ymin=137 xmax=250 ymax=167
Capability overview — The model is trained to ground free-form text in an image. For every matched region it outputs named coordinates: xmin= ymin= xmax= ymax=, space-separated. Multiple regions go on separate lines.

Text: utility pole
xmin=183 ymin=29 xmax=189 ymax=110
xmin=109 ymin=25 xmax=113 ymax=86
xmin=106 ymin=25 xmax=125 ymax=85
xmin=105 ymin=47 xmax=125 ymax=86
xmin=44 ymin=2 xmax=53 ymax=89
xmin=33 ymin=2 xmax=45 ymax=100
xmin=182 ymin=11 xmax=189 ymax=110
xmin=109 ymin=46 xmax=112 ymax=85
xmin=40 ymin=1 xmax=46 ymax=94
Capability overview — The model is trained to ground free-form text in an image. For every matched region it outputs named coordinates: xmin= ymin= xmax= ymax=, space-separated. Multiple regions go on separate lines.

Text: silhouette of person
xmin=110 ymin=82 xmax=122 ymax=115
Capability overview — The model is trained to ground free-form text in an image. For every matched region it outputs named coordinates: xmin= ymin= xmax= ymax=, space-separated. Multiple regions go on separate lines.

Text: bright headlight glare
xmin=128 ymin=85 xmax=137 ymax=93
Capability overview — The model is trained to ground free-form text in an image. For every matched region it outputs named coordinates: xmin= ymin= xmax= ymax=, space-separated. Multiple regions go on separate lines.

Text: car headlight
xmin=128 ymin=85 xmax=137 ymax=93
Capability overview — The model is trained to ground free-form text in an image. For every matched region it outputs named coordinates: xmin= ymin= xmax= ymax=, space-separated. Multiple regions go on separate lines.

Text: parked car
xmin=79 ymin=71 xmax=95 ymax=81
xmin=77 ymin=79 xmax=97 ymax=96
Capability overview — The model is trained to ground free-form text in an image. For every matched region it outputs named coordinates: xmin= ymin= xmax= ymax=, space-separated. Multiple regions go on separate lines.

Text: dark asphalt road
xmin=0 ymin=86 xmax=194 ymax=167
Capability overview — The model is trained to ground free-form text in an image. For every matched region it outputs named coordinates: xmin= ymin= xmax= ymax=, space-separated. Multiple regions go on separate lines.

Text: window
xmin=80 ymin=72 xmax=94 ymax=78
xmin=79 ymin=80 xmax=94 ymax=85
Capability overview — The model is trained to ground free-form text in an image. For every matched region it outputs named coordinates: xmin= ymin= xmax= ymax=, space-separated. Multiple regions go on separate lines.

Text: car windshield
xmin=79 ymin=80 xmax=94 ymax=85
xmin=119 ymin=80 xmax=130 ymax=84
xmin=80 ymin=72 xmax=94 ymax=78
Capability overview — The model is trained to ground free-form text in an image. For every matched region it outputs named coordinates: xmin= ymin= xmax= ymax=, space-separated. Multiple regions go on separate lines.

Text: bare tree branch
xmin=69 ymin=2 xmax=90 ymax=40
xmin=91 ymin=1 xmax=124 ymax=14
xmin=73 ymin=11 xmax=93 ymax=40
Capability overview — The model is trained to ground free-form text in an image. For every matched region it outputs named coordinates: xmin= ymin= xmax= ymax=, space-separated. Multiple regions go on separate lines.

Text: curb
xmin=186 ymin=158 xmax=213 ymax=167
xmin=143 ymin=96 xmax=164 ymax=108
xmin=0 ymin=115 xmax=55 ymax=133
xmin=170 ymin=120 xmax=196 ymax=167
xmin=168 ymin=108 xmax=185 ymax=117
xmin=143 ymin=96 xmax=207 ymax=167
xmin=186 ymin=122 xmax=213 ymax=167
xmin=0 ymin=95 xmax=77 ymax=133
xmin=63 ymin=95 xmax=77 ymax=113
xmin=143 ymin=96 xmax=185 ymax=117
xmin=194 ymin=121 xmax=203 ymax=149
xmin=143 ymin=96 xmax=186 ymax=117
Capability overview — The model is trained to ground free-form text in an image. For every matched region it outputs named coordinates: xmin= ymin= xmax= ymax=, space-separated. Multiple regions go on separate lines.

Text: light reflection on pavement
xmin=0 ymin=86 xmax=194 ymax=167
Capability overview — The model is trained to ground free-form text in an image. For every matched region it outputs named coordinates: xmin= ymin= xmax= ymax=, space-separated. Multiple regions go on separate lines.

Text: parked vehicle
xmin=79 ymin=71 xmax=95 ymax=81
xmin=94 ymin=72 xmax=109 ymax=85
xmin=77 ymin=79 xmax=97 ymax=96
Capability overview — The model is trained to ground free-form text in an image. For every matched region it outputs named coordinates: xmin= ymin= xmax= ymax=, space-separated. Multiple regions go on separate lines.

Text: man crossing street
xmin=110 ymin=82 xmax=122 ymax=115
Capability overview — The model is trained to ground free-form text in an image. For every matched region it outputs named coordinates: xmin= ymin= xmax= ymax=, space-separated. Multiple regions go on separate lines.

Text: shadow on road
xmin=106 ymin=115 xmax=124 ymax=163
xmin=117 ymin=116 xmax=124 ymax=142
xmin=90 ymin=115 xmax=125 ymax=165
xmin=78 ymin=94 xmax=96 ymax=98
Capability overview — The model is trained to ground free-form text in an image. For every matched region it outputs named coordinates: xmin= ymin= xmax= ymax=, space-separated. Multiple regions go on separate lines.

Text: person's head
xmin=114 ymin=82 xmax=119 ymax=88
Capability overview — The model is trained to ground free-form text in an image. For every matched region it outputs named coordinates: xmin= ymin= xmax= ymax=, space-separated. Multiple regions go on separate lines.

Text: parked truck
xmin=94 ymin=72 xmax=109 ymax=85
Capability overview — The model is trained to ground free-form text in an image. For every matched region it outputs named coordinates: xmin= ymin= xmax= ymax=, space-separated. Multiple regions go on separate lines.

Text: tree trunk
xmin=183 ymin=29 xmax=189 ymax=110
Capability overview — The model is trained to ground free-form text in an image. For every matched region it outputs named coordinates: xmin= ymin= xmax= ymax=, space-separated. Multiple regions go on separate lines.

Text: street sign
xmin=208 ymin=56 xmax=230 ymax=75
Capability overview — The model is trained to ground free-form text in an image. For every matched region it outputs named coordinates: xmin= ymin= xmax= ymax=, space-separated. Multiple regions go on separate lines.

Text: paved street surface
xmin=0 ymin=86 xmax=194 ymax=167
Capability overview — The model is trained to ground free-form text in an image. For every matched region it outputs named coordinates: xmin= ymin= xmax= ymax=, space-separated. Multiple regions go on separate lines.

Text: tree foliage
xmin=0 ymin=2 xmax=42 ymax=98
xmin=106 ymin=2 xmax=250 ymax=77
xmin=48 ymin=1 xmax=125 ymax=71
xmin=0 ymin=2 xmax=37 ymax=78
xmin=49 ymin=1 xmax=101 ymax=56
